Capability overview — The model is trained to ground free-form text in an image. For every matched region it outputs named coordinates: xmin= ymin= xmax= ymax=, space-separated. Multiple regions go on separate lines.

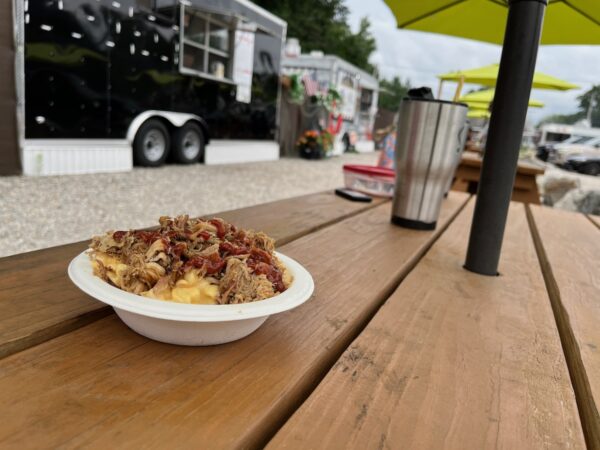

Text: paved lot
xmin=0 ymin=153 xmax=378 ymax=257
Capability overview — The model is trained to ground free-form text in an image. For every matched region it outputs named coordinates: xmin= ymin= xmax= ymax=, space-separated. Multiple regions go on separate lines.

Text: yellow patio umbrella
xmin=438 ymin=63 xmax=578 ymax=99
xmin=440 ymin=64 xmax=578 ymax=91
xmin=460 ymin=89 xmax=544 ymax=108
xmin=385 ymin=1 xmax=600 ymax=45
xmin=467 ymin=109 xmax=491 ymax=119
xmin=383 ymin=0 xmax=600 ymax=275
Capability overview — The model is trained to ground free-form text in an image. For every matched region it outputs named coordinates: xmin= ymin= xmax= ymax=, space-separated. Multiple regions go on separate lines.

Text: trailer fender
xmin=126 ymin=111 xmax=209 ymax=144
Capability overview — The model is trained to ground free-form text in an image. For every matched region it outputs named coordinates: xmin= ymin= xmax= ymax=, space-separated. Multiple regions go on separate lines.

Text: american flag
xmin=302 ymin=72 xmax=319 ymax=96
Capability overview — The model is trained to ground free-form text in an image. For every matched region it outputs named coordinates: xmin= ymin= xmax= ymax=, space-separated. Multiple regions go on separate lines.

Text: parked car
xmin=548 ymin=136 xmax=600 ymax=163
xmin=559 ymin=153 xmax=600 ymax=176
xmin=537 ymin=135 xmax=594 ymax=161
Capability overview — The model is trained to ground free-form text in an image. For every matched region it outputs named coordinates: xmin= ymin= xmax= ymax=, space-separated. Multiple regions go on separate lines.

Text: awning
xmin=155 ymin=0 xmax=287 ymax=38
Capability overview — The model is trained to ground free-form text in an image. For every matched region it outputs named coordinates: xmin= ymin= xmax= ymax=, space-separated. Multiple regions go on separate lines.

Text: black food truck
xmin=4 ymin=0 xmax=286 ymax=175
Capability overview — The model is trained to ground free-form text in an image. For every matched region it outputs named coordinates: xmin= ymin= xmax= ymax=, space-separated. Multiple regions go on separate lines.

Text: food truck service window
xmin=180 ymin=7 xmax=234 ymax=82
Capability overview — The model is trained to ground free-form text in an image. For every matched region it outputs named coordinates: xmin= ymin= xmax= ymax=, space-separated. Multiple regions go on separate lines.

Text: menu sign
xmin=233 ymin=23 xmax=256 ymax=104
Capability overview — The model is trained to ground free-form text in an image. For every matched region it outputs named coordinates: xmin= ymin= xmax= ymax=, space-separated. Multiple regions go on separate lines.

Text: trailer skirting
xmin=204 ymin=140 xmax=280 ymax=165
xmin=21 ymin=139 xmax=280 ymax=175
xmin=22 ymin=140 xmax=132 ymax=176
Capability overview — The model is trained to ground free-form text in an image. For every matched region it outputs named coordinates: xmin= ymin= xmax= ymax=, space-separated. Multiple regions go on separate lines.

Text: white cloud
xmin=345 ymin=0 xmax=600 ymax=124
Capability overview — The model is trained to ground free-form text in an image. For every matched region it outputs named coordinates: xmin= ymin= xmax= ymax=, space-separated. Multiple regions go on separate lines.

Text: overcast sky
xmin=345 ymin=0 xmax=600 ymax=124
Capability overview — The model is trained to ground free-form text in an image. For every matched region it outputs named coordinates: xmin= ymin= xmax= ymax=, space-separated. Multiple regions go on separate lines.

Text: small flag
xmin=302 ymin=72 xmax=319 ymax=96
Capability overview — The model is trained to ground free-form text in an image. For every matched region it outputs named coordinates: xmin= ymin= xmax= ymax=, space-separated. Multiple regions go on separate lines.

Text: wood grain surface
xmin=589 ymin=214 xmax=600 ymax=229
xmin=460 ymin=151 xmax=546 ymax=175
xmin=454 ymin=164 xmax=541 ymax=190
xmin=0 ymin=193 xmax=469 ymax=449
xmin=529 ymin=205 xmax=600 ymax=449
xmin=270 ymin=202 xmax=585 ymax=450
xmin=0 ymin=192 xmax=385 ymax=359
xmin=452 ymin=152 xmax=542 ymax=204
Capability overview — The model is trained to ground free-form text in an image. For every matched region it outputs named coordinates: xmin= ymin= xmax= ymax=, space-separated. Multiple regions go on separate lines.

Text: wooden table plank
xmin=529 ymin=205 xmax=600 ymax=448
xmin=589 ymin=214 xmax=600 ymax=229
xmin=0 ymin=192 xmax=385 ymax=359
xmin=269 ymin=202 xmax=585 ymax=450
xmin=0 ymin=193 xmax=469 ymax=449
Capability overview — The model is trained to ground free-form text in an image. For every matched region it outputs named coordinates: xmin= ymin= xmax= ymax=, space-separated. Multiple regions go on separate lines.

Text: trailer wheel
xmin=133 ymin=119 xmax=170 ymax=167
xmin=172 ymin=122 xmax=205 ymax=164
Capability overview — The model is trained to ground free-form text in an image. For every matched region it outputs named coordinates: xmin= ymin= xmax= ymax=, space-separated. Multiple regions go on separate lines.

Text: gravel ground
xmin=0 ymin=153 xmax=378 ymax=257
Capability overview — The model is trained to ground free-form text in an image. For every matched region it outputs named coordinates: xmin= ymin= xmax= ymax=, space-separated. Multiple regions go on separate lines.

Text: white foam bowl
xmin=68 ymin=251 xmax=314 ymax=346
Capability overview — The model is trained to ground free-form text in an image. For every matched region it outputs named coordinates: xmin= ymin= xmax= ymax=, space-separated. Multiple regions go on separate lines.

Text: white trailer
xmin=282 ymin=51 xmax=379 ymax=155
xmin=538 ymin=123 xmax=600 ymax=146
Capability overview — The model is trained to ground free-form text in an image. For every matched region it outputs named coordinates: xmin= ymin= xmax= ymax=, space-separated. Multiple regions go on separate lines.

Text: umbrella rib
xmin=487 ymin=0 xmax=508 ymax=8
xmin=561 ymin=0 xmax=600 ymax=28
xmin=396 ymin=0 xmax=470 ymax=28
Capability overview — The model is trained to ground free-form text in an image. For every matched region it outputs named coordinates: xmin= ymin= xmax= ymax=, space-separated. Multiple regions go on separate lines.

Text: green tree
xmin=577 ymin=85 xmax=600 ymax=127
xmin=538 ymin=84 xmax=600 ymax=127
xmin=537 ymin=113 xmax=583 ymax=127
xmin=378 ymin=77 xmax=411 ymax=111
xmin=253 ymin=0 xmax=376 ymax=73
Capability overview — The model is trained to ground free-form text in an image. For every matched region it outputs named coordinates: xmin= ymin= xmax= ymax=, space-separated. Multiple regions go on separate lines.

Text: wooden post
xmin=453 ymin=76 xmax=465 ymax=102
xmin=0 ymin=0 xmax=21 ymax=174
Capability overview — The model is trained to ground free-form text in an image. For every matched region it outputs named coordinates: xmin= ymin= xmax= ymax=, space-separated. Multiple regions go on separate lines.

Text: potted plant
xmin=296 ymin=129 xmax=333 ymax=160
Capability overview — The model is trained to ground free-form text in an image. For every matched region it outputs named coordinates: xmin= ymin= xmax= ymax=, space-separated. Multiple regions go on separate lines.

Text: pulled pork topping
xmin=88 ymin=216 xmax=292 ymax=304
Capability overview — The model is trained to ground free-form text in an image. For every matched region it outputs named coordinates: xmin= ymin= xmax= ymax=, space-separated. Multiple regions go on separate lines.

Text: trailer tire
xmin=133 ymin=119 xmax=170 ymax=167
xmin=172 ymin=122 xmax=205 ymax=164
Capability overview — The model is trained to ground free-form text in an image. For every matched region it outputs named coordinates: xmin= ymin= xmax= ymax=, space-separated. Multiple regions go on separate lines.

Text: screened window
xmin=360 ymin=89 xmax=373 ymax=112
xmin=181 ymin=8 xmax=233 ymax=80
xmin=544 ymin=132 xmax=570 ymax=143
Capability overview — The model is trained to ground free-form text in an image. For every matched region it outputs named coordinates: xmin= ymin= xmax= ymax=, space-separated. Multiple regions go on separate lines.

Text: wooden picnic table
xmin=1 ymin=191 xmax=599 ymax=449
xmin=452 ymin=151 xmax=545 ymax=204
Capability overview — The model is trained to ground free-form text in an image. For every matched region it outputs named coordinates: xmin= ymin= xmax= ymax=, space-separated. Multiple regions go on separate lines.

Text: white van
xmin=537 ymin=127 xmax=600 ymax=161
xmin=551 ymin=136 xmax=600 ymax=164
xmin=538 ymin=123 xmax=600 ymax=146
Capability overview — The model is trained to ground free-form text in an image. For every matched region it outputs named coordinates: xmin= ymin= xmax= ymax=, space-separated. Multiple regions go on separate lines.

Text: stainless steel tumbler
xmin=391 ymin=98 xmax=468 ymax=230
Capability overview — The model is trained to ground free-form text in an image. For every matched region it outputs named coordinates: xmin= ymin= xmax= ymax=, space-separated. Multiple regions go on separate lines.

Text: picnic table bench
xmin=452 ymin=151 xmax=545 ymax=204
xmin=1 ymin=191 xmax=599 ymax=449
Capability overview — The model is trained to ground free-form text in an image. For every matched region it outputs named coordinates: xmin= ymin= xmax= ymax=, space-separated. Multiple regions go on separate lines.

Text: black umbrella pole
xmin=464 ymin=0 xmax=547 ymax=276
